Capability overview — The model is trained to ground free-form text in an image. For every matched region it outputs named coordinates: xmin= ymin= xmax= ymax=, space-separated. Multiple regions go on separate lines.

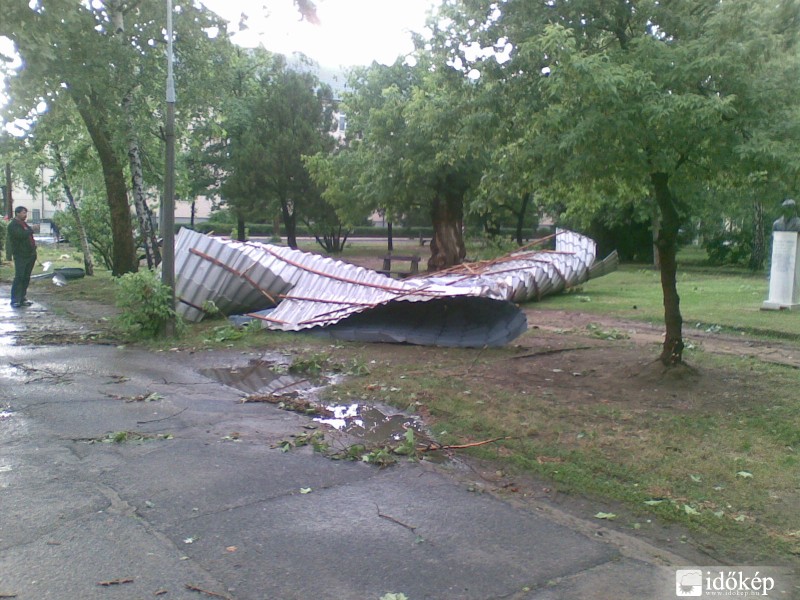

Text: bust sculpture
xmin=773 ymin=198 xmax=800 ymax=232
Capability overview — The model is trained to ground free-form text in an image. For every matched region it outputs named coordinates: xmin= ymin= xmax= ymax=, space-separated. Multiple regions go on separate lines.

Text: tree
xmin=310 ymin=57 xmax=485 ymax=270
xmin=1 ymin=0 xmax=232 ymax=275
xmin=444 ymin=0 xmax=800 ymax=366
xmin=218 ymin=53 xmax=336 ymax=248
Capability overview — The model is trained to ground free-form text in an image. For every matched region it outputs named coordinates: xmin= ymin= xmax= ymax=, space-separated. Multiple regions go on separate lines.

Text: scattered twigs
xmin=375 ymin=504 xmax=417 ymax=532
xmin=136 ymin=406 xmax=188 ymax=424
xmin=9 ymin=363 xmax=71 ymax=384
xmin=418 ymin=436 xmax=510 ymax=453
xmin=97 ymin=578 xmax=133 ymax=586
xmin=185 ymin=583 xmax=233 ymax=599
xmin=511 ymin=346 xmax=592 ymax=359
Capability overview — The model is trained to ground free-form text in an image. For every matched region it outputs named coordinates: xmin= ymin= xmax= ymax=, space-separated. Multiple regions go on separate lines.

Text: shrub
xmin=115 ymin=269 xmax=184 ymax=339
xmin=703 ymin=229 xmax=752 ymax=266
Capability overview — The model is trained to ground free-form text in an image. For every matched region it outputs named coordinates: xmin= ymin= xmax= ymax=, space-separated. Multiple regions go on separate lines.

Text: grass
xmin=538 ymin=247 xmax=800 ymax=340
xmin=327 ymin=345 xmax=800 ymax=566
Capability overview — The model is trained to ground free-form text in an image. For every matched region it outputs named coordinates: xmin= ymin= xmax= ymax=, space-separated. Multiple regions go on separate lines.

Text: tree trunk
xmin=53 ymin=144 xmax=95 ymax=276
xmin=272 ymin=212 xmax=281 ymax=241
xmin=387 ymin=221 xmax=393 ymax=252
xmin=749 ymin=198 xmax=765 ymax=271
xmin=651 ymin=172 xmax=683 ymax=366
xmin=190 ymin=199 xmax=196 ymax=229
xmin=4 ymin=163 xmax=12 ymax=261
xmin=70 ymin=88 xmax=137 ymax=276
xmin=236 ymin=215 xmax=246 ymax=242
xmin=515 ymin=193 xmax=532 ymax=246
xmin=651 ymin=200 xmax=661 ymax=269
xmin=4 ymin=163 xmax=11 ymax=219
xmin=123 ymin=91 xmax=161 ymax=269
xmin=281 ymin=200 xmax=298 ymax=249
xmin=428 ymin=191 xmax=466 ymax=271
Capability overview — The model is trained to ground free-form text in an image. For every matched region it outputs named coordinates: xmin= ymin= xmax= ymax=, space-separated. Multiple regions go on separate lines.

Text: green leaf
xmin=594 ymin=512 xmax=616 ymax=520
xmin=683 ymin=505 xmax=700 ymax=515
xmin=300 ymin=487 xmax=312 ymax=494
xmin=736 ymin=471 xmax=753 ymax=478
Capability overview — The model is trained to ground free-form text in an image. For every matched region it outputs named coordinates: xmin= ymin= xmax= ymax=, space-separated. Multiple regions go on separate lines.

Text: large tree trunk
xmin=123 ymin=91 xmax=161 ymax=269
xmin=53 ymin=145 xmax=95 ymax=276
xmin=749 ymin=198 xmax=765 ymax=271
xmin=651 ymin=172 xmax=683 ymax=366
xmin=70 ymin=88 xmax=137 ymax=276
xmin=387 ymin=221 xmax=393 ymax=252
xmin=428 ymin=191 xmax=466 ymax=271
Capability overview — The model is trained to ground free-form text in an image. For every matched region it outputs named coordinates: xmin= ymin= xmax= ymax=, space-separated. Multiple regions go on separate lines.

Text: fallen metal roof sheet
xmin=174 ymin=228 xmax=616 ymax=347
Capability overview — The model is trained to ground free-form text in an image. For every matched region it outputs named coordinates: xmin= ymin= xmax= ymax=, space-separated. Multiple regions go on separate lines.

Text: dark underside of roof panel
xmin=308 ymin=296 xmax=528 ymax=348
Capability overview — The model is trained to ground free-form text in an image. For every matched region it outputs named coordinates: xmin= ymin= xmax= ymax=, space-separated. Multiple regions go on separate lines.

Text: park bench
xmin=377 ymin=253 xmax=421 ymax=278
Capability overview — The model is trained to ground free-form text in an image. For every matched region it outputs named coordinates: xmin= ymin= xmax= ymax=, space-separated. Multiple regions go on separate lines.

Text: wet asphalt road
xmin=0 ymin=291 xmax=687 ymax=600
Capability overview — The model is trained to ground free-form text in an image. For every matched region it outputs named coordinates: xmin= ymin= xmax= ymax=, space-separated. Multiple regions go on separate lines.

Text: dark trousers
xmin=11 ymin=254 xmax=36 ymax=305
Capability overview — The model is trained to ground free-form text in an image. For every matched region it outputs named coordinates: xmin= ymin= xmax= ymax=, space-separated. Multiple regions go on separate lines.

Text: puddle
xmin=314 ymin=403 xmax=423 ymax=445
xmin=202 ymin=357 xmax=430 ymax=450
xmin=0 ymin=321 xmax=21 ymax=348
xmin=200 ymin=358 xmax=319 ymax=396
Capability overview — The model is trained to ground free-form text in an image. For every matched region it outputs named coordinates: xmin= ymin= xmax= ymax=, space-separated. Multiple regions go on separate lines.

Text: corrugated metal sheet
xmin=174 ymin=228 xmax=616 ymax=347
xmin=414 ymin=229 xmax=601 ymax=302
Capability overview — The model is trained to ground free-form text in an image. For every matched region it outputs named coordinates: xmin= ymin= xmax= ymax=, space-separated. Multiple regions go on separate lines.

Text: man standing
xmin=8 ymin=205 xmax=37 ymax=308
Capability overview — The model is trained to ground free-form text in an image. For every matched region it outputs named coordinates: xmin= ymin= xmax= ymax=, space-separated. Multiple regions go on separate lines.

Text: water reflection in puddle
xmin=200 ymin=359 xmax=317 ymax=396
xmin=314 ymin=403 xmax=423 ymax=445
xmin=202 ymin=358 xmax=426 ymax=447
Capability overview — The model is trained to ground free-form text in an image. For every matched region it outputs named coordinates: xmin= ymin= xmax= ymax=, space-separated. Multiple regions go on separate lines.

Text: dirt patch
xmin=525 ymin=307 xmax=800 ymax=369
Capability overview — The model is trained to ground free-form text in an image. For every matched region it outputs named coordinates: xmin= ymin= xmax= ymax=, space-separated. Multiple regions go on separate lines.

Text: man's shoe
xmin=20 ymin=300 xmax=33 ymax=306
xmin=10 ymin=302 xmax=21 ymax=308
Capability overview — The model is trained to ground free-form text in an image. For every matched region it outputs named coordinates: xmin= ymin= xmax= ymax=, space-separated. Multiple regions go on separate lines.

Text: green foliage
xmin=115 ymin=269 xmax=184 ymax=339
xmin=703 ymin=230 xmax=754 ymax=267
xmin=278 ymin=431 xmax=328 ymax=453
xmin=0 ymin=217 xmax=6 ymax=257
xmin=54 ymin=195 xmax=112 ymax=268
xmin=289 ymin=352 xmax=331 ymax=375
xmin=361 ymin=429 xmax=417 ymax=466
xmin=203 ymin=321 xmax=261 ymax=345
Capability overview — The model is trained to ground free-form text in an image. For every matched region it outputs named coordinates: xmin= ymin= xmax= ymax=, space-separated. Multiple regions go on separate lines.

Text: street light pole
xmin=162 ymin=0 xmax=176 ymax=336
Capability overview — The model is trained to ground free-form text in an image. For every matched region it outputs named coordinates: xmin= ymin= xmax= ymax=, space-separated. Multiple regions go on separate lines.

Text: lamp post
xmin=162 ymin=0 xmax=176 ymax=336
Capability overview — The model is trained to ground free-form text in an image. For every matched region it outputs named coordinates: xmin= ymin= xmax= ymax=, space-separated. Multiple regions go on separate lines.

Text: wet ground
xmin=0 ymin=283 xmax=712 ymax=600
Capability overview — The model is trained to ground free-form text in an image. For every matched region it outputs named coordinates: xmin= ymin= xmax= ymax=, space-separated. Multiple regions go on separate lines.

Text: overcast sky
xmin=200 ymin=0 xmax=440 ymax=67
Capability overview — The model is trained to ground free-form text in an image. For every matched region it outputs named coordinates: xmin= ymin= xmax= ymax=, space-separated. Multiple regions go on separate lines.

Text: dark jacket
xmin=7 ymin=218 xmax=37 ymax=259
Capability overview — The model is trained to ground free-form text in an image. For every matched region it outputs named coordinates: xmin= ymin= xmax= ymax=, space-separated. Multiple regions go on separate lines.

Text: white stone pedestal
xmin=762 ymin=231 xmax=800 ymax=310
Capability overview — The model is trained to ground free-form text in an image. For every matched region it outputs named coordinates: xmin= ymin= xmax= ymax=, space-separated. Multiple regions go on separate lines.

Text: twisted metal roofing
xmin=173 ymin=228 xmax=616 ymax=347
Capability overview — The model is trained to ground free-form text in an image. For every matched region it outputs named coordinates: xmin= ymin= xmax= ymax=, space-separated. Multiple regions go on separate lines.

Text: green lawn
xmin=538 ymin=252 xmax=800 ymax=340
